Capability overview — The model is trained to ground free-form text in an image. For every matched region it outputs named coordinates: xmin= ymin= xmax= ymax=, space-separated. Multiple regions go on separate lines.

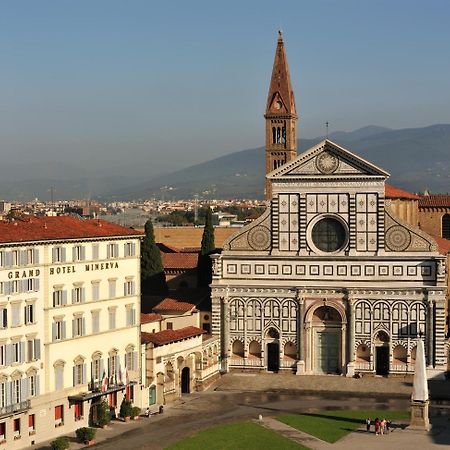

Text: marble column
xmin=346 ymin=297 xmax=355 ymax=377
xmin=221 ymin=297 xmax=230 ymax=373
xmin=296 ymin=295 xmax=306 ymax=375
xmin=426 ymin=299 xmax=433 ymax=367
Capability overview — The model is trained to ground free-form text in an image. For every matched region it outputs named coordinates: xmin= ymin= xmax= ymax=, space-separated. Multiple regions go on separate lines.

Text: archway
xmin=374 ymin=331 xmax=390 ymax=376
xmin=181 ymin=367 xmax=190 ymax=394
xmin=311 ymin=306 xmax=342 ymax=374
xmin=265 ymin=328 xmax=279 ymax=372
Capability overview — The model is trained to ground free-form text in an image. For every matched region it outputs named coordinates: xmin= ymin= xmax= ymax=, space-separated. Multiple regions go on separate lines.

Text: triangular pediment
xmin=267 ymin=140 xmax=390 ymax=179
xmin=268 ymin=92 xmax=288 ymax=114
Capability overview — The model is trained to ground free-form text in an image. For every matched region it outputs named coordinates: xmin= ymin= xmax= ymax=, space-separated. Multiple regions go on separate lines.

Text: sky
xmin=1 ymin=0 xmax=450 ymax=178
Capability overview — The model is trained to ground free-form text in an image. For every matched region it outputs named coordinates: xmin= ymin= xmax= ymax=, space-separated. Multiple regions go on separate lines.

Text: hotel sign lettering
xmin=49 ymin=262 xmax=119 ymax=275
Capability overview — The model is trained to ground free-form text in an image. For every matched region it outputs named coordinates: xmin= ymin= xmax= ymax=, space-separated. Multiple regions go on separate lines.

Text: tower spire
xmin=264 ymin=32 xmax=298 ymax=199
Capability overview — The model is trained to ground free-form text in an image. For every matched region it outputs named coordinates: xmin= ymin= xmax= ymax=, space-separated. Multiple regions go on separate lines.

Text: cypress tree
xmin=141 ymin=219 xmax=167 ymax=295
xmin=197 ymin=207 xmax=215 ymax=286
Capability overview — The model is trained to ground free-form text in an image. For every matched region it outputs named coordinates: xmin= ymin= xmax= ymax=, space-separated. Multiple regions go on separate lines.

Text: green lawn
xmin=165 ymin=421 xmax=308 ymax=450
xmin=277 ymin=409 xmax=408 ymax=443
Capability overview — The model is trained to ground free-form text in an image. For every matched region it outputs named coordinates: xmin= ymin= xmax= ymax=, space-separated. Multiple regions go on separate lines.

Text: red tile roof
xmin=0 ymin=216 xmax=142 ymax=244
xmin=161 ymin=252 xmax=198 ymax=270
xmin=153 ymin=298 xmax=196 ymax=313
xmin=419 ymin=195 xmax=450 ymax=208
xmin=141 ymin=326 xmax=205 ymax=346
xmin=140 ymin=313 xmax=162 ymax=324
xmin=432 ymin=236 xmax=450 ymax=255
xmin=385 ymin=184 xmax=420 ymax=200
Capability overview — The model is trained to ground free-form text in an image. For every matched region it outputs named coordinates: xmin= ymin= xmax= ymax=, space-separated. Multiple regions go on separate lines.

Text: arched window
xmin=232 ymin=340 xmax=244 ymax=358
xmin=393 ymin=345 xmax=407 ymax=364
xmin=276 ymin=127 xmax=281 ymax=143
xmin=442 ymin=214 xmax=450 ymax=239
xmin=272 ymin=127 xmax=276 ymax=144
xmin=248 ymin=341 xmax=261 ymax=358
xmin=284 ymin=342 xmax=296 ymax=360
xmin=356 ymin=344 xmax=370 ymax=362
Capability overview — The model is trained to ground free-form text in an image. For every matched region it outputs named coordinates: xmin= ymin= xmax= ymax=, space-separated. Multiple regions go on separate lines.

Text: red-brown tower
xmin=264 ymin=31 xmax=298 ymax=199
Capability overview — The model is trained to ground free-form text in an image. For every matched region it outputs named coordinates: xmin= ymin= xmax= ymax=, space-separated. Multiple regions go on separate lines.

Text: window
xmin=12 ymin=341 xmax=23 ymax=364
xmin=92 ymin=357 xmax=102 ymax=381
xmin=126 ymin=306 xmax=136 ymax=327
xmin=11 ymin=280 xmax=20 ymax=294
xmin=52 ymin=247 xmax=66 ymax=263
xmin=0 ymin=382 xmax=6 ymax=408
xmin=0 ymin=252 xmax=4 ymax=268
xmin=26 ymin=339 xmax=39 ymax=362
xmin=74 ymin=402 xmax=83 ymax=421
xmin=124 ymin=280 xmax=135 ymax=297
xmin=166 ymin=322 xmax=173 ymax=330
xmin=27 ymin=249 xmax=37 ymax=265
xmin=108 ymin=279 xmax=116 ymax=298
xmin=72 ymin=286 xmax=85 ymax=304
xmin=0 ymin=345 xmax=5 ymax=366
xmin=108 ymin=308 xmax=116 ymax=330
xmin=125 ymin=349 xmax=137 ymax=371
xmin=54 ymin=365 xmax=64 ymax=391
xmin=0 ymin=307 xmax=7 ymax=328
xmin=92 ymin=282 xmax=100 ymax=301
xmin=54 ymin=405 xmax=64 ymax=426
xmin=92 ymin=310 xmax=100 ymax=334
xmin=107 ymin=243 xmax=119 ymax=258
xmin=124 ymin=242 xmax=136 ymax=257
xmin=28 ymin=375 xmax=36 ymax=397
xmin=12 ymin=378 xmax=21 ymax=404
xmin=92 ymin=244 xmax=99 ymax=260
xmin=13 ymin=418 xmax=20 ymax=438
xmin=443 ymin=214 xmax=450 ymax=239
xmin=53 ymin=289 xmax=66 ymax=307
xmin=108 ymin=354 xmax=118 ymax=380
xmin=24 ymin=303 xmax=35 ymax=324
xmin=72 ymin=316 xmax=85 ymax=338
xmin=72 ymin=245 xmax=85 ymax=262
xmin=28 ymin=414 xmax=35 ymax=434
xmin=0 ymin=422 xmax=5 ymax=441
xmin=53 ymin=319 xmax=66 ymax=341
xmin=311 ymin=217 xmax=347 ymax=252
xmin=73 ymin=362 xmax=85 ymax=386
xmin=12 ymin=250 xmax=20 ymax=266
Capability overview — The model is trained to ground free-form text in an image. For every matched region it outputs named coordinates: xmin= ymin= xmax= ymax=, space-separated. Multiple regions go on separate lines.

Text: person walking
xmin=366 ymin=418 xmax=371 ymax=432
xmin=374 ymin=417 xmax=380 ymax=435
xmin=381 ymin=419 xmax=386 ymax=435
xmin=386 ymin=419 xmax=391 ymax=434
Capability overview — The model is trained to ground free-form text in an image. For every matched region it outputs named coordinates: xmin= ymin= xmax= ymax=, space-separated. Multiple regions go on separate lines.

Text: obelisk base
xmin=409 ymin=400 xmax=430 ymax=431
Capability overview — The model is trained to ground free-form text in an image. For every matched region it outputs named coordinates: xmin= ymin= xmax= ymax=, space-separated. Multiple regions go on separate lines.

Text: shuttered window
xmin=55 ymin=405 xmax=64 ymax=425
xmin=28 ymin=414 xmax=35 ymax=431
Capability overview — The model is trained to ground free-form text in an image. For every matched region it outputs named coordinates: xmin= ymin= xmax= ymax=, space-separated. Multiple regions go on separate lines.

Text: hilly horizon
xmin=119 ymin=123 xmax=450 ymax=200
xmin=1 ymin=124 xmax=449 ymax=201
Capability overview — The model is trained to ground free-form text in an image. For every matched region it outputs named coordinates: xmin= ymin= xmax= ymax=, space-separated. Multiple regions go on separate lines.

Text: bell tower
xmin=264 ymin=31 xmax=298 ymax=199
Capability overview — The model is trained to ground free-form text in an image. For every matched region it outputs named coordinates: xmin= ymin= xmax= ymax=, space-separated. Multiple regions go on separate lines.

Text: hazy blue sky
xmin=1 ymin=0 xmax=449 ymax=177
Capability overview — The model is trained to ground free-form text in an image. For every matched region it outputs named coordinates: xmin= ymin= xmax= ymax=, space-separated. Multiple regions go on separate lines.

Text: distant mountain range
xmin=119 ymin=124 xmax=450 ymax=199
xmin=1 ymin=124 xmax=449 ymax=201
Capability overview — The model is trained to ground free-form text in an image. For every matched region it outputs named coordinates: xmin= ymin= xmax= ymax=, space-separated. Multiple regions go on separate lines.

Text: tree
xmin=197 ymin=208 xmax=215 ymax=287
xmin=141 ymin=219 xmax=168 ymax=295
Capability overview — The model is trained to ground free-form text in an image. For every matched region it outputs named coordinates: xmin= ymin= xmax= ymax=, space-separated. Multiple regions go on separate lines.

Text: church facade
xmin=210 ymin=33 xmax=448 ymax=377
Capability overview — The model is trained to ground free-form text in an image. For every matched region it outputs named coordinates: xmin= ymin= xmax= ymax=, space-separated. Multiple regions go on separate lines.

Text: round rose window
xmin=311 ymin=218 xmax=347 ymax=252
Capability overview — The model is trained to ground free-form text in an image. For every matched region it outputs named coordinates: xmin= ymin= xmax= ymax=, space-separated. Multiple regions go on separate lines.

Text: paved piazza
xmin=31 ymin=374 xmax=450 ymax=450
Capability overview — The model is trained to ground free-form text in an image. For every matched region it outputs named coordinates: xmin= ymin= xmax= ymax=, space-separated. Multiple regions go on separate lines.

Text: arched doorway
xmin=311 ymin=306 xmax=342 ymax=374
xmin=374 ymin=331 xmax=390 ymax=376
xmin=265 ymin=328 xmax=279 ymax=372
xmin=181 ymin=367 xmax=190 ymax=394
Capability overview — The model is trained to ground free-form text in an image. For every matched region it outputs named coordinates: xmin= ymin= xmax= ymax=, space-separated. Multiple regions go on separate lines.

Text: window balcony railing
xmin=0 ymin=400 xmax=31 ymax=418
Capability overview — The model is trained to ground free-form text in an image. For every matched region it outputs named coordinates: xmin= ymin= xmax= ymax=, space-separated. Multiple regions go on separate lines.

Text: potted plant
xmin=97 ymin=400 xmax=111 ymax=428
xmin=76 ymin=427 xmax=97 ymax=445
xmin=119 ymin=398 xmax=133 ymax=422
xmin=50 ymin=436 xmax=69 ymax=450
xmin=131 ymin=406 xmax=141 ymax=420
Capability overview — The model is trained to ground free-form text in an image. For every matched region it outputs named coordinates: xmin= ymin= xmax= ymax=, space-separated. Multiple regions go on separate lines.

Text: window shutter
xmin=5 ymin=252 xmax=12 ymax=268
xmin=20 ymin=341 xmax=25 ymax=363
xmin=73 ymin=366 xmax=76 ymax=386
xmin=52 ymin=323 xmax=56 ymax=341
xmin=132 ymin=308 xmax=136 ymax=326
xmin=2 ymin=308 xmax=6 ymax=327
xmin=5 ymin=344 xmax=12 ymax=365
xmin=61 ymin=247 xmax=66 ymax=262
xmin=22 ymin=378 xmax=29 ymax=401
xmin=35 ymin=375 xmax=40 ymax=396
xmin=83 ymin=364 xmax=87 ymax=384
xmin=34 ymin=249 xmax=39 ymax=264
xmin=81 ymin=246 xmax=86 ymax=261
xmin=133 ymin=352 xmax=138 ymax=372
xmin=21 ymin=250 xmax=28 ymax=265
xmin=72 ymin=247 xmax=76 ymax=261
xmin=35 ymin=278 xmax=40 ymax=292
xmin=6 ymin=381 xmax=12 ymax=406
xmin=62 ymin=321 xmax=66 ymax=339
xmin=81 ymin=288 xmax=85 ymax=303
xmin=107 ymin=245 xmax=111 ymax=258
xmin=123 ymin=282 xmax=127 ymax=297
xmin=62 ymin=290 xmax=67 ymax=305
xmin=99 ymin=358 xmax=104 ymax=379
xmin=132 ymin=242 xmax=136 ymax=256
xmin=34 ymin=339 xmax=41 ymax=360
xmin=93 ymin=244 xmax=99 ymax=260
xmin=21 ymin=279 xmax=27 ymax=293
xmin=72 ymin=289 xmax=76 ymax=304
xmin=72 ymin=319 xmax=76 ymax=338
xmin=132 ymin=281 xmax=135 ymax=296
xmin=52 ymin=248 xmax=57 ymax=263
xmin=114 ymin=244 xmax=119 ymax=257
xmin=82 ymin=318 xmax=86 ymax=336
xmin=4 ymin=281 xmax=11 ymax=295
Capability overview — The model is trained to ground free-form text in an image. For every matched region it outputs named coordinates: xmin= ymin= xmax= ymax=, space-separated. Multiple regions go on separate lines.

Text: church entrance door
xmin=267 ymin=343 xmax=279 ymax=372
xmin=375 ymin=347 xmax=389 ymax=376
xmin=317 ymin=332 xmax=339 ymax=374
xmin=181 ymin=367 xmax=190 ymax=394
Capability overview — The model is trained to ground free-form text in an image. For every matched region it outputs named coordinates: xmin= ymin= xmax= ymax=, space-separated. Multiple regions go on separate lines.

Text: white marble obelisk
xmin=410 ymin=338 xmax=430 ymax=430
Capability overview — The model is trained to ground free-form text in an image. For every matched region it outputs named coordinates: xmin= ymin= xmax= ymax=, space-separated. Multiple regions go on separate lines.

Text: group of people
xmin=366 ymin=417 xmax=391 ymax=435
